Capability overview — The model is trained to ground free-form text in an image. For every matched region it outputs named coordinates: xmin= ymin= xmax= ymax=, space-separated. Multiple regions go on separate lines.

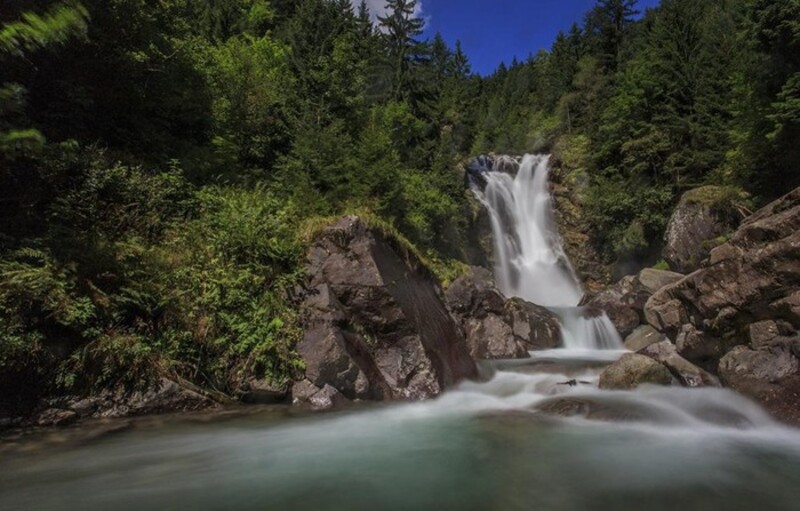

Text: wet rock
xmin=36 ymin=408 xmax=77 ymax=427
xmin=535 ymin=396 xmax=653 ymax=422
xmin=309 ymin=385 xmax=349 ymax=410
xmin=624 ymin=325 xmax=668 ymax=352
xmin=662 ymin=186 xmax=745 ymax=273
xmin=299 ymin=216 xmax=477 ymax=403
xmin=445 ymin=267 xmax=561 ymax=360
xmin=444 ymin=266 xmax=504 ymax=318
xmin=640 ymin=341 xmax=720 ymax=388
xmin=587 ymin=268 xmax=684 ymax=338
xmin=241 ymin=379 xmax=290 ymax=405
xmin=598 ymin=353 xmax=673 ymax=390
xmin=99 ymin=379 xmax=215 ymax=418
xmin=503 ymin=298 xmax=562 ymax=351
xmin=464 ymin=315 xmax=526 ymax=359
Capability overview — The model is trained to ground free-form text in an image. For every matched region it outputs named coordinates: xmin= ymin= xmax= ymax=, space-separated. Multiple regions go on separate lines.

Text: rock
xmin=645 ymin=187 xmax=800 ymax=345
xmin=99 ymin=379 xmax=215 ymax=418
xmin=662 ymin=186 xmax=745 ymax=273
xmin=640 ymin=341 xmax=720 ymax=388
xmin=639 ymin=187 xmax=800 ymax=422
xmin=637 ymin=268 xmax=685 ymax=294
xmin=299 ymin=216 xmax=477 ymax=403
xmin=624 ymin=325 xmax=668 ymax=352
xmin=502 ymin=298 xmax=562 ymax=351
xmin=308 ymin=385 xmax=349 ymax=410
xmin=587 ymin=268 xmax=685 ymax=338
xmin=444 ymin=266 xmax=504 ymax=318
xmin=718 ymin=340 xmax=800 ymax=423
xmin=69 ymin=398 xmax=99 ymax=418
xmin=36 ymin=408 xmax=78 ymax=427
xmin=445 ymin=267 xmax=561 ymax=360
xmin=464 ymin=315 xmax=526 ymax=359
xmin=241 ymin=379 xmax=290 ymax=405
xmin=598 ymin=353 xmax=673 ymax=390
xmin=673 ymin=324 xmax=724 ymax=365
xmin=749 ymin=320 xmax=795 ymax=348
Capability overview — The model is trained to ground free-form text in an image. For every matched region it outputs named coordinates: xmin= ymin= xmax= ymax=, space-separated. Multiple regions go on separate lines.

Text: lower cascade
xmin=470 ymin=153 xmax=622 ymax=350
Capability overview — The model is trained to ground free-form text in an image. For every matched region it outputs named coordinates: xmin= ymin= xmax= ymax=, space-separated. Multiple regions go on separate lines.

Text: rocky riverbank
xmin=593 ymin=186 xmax=800 ymax=425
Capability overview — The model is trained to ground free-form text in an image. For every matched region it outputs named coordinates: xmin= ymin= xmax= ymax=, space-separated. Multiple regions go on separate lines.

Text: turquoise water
xmin=3 ymin=352 xmax=800 ymax=511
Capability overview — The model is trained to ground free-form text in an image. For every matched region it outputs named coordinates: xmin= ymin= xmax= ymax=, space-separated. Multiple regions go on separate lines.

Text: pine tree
xmin=587 ymin=0 xmax=640 ymax=72
xmin=378 ymin=0 xmax=426 ymax=100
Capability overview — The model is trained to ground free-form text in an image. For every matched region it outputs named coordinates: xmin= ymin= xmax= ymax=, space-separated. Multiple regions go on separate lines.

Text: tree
xmin=586 ymin=0 xmax=640 ymax=72
xmin=378 ymin=0 xmax=427 ymax=101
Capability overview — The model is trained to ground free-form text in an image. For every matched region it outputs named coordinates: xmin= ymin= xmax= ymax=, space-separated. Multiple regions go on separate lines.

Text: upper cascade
xmin=469 ymin=154 xmax=583 ymax=308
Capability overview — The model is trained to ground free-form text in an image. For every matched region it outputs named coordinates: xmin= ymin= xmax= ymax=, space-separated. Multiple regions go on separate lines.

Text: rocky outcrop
xmin=296 ymin=217 xmax=478 ymax=408
xmin=644 ymin=187 xmax=800 ymax=423
xmin=587 ymin=268 xmax=684 ymax=338
xmin=445 ymin=267 xmax=562 ymax=359
xmin=24 ymin=378 xmax=217 ymax=427
xmin=599 ymin=353 xmax=673 ymax=390
xmin=662 ymin=186 xmax=747 ymax=273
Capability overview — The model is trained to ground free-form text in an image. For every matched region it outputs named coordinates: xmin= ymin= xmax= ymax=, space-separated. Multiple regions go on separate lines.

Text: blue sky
xmin=355 ymin=0 xmax=663 ymax=75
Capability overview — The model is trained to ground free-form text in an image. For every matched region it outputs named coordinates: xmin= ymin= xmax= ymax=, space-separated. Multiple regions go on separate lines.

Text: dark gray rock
xmin=36 ymin=408 xmax=78 ymax=427
xmin=662 ymin=186 xmax=744 ymax=273
xmin=445 ymin=267 xmax=561 ymax=360
xmin=298 ymin=216 xmax=477 ymax=403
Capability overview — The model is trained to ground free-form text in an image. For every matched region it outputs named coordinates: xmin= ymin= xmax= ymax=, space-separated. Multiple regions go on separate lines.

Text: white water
xmin=5 ymin=353 xmax=800 ymax=511
xmin=470 ymin=154 xmax=623 ymax=350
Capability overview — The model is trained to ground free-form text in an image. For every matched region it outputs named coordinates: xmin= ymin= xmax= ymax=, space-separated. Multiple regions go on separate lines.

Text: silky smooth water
xmin=470 ymin=154 xmax=622 ymax=350
xmin=3 ymin=353 xmax=800 ymax=511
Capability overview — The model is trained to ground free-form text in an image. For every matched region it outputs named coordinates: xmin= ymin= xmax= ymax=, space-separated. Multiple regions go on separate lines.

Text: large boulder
xmin=297 ymin=216 xmax=478 ymax=405
xmin=599 ymin=353 xmax=673 ymax=390
xmin=643 ymin=187 xmax=800 ymax=422
xmin=662 ymin=186 xmax=747 ymax=273
xmin=446 ymin=267 xmax=562 ymax=359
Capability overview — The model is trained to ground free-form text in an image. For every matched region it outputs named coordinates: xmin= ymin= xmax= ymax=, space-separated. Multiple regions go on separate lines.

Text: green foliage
xmin=0 ymin=2 xmax=89 ymax=57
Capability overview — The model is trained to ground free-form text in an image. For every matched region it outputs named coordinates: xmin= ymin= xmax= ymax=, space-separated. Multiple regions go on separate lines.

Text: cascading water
xmin=470 ymin=154 xmax=623 ymax=350
xmin=4 ymin=156 xmax=800 ymax=511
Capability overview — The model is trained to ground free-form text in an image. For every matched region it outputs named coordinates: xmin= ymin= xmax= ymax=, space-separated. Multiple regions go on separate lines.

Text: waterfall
xmin=470 ymin=154 xmax=623 ymax=350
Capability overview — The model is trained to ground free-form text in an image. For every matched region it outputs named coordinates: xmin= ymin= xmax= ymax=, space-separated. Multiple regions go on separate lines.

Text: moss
xmin=300 ymin=210 xmax=469 ymax=287
xmin=652 ymin=259 xmax=671 ymax=271
xmin=682 ymin=186 xmax=751 ymax=212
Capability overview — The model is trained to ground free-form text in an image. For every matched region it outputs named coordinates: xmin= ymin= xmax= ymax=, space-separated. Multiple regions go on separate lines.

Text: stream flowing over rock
xmin=295 ymin=216 xmax=477 ymax=407
xmin=643 ymin=186 xmax=800 ymax=422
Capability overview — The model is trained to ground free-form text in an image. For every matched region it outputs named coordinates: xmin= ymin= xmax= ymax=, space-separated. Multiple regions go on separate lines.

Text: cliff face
xmin=548 ymin=162 xmax=611 ymax=295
